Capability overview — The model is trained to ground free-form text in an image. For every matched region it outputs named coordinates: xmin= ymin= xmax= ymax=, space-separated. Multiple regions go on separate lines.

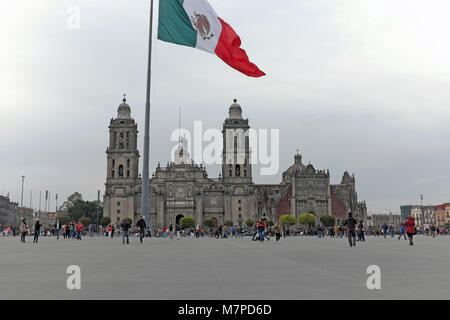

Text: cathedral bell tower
xmin=104 ymin=95 xmax=140 ymax=224
xmin=222 ymin=99 xmax=252 ymax=184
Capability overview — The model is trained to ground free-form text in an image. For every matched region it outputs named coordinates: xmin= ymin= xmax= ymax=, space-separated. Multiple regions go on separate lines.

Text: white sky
xmin=1 ymin=0 xmax=450 ymax=214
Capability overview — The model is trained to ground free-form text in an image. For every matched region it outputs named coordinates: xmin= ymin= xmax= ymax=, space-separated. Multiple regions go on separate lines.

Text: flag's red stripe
xmin=215 ymin=18 xmax=265 ymax=78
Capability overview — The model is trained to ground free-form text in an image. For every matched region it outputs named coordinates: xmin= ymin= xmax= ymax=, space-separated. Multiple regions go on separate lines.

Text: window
xmin=112 ymin=159 xmax=115 ymax=167
xmin=127 ymin=159 xmax=130 ymax=167
xmin=112 ymin=170 xmax=115 ymax=178
xmin=238 ymin=199 xmax=241 ymax=204
xmin=239 ymin=207 xmax=241 ymax=212
xmin=117 ymin=210 xmax=120 ymax=214
xmin=117 ymin=202 xmax=120 ymax=206
xmin=244 ymin=170 xmax=247 ymax=177
xmin=127 ymin=170 xmax=130 ymax=177
xmin=235 ymin=165 xmax=241 ymax=177
xmin=119 ymin=165 xmax=124 ymax=177
xmin=229 ymin=170 xmax=232 ymax=177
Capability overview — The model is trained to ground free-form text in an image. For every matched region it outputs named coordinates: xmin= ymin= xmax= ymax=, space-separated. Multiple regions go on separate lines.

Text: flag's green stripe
xmin=158 ymin=0 xmax=197 ymax=48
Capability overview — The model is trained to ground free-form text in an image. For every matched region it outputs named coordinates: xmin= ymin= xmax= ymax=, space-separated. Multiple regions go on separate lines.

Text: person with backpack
xmin=343 ymin=212 xmax=357 ymax=247
xmin=121 ymin=219 xmax=131 ymax=245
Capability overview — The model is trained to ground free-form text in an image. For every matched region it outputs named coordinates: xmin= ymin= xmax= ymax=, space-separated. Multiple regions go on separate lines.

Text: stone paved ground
xmin=0 ymin=234 xmax=448 ymax=299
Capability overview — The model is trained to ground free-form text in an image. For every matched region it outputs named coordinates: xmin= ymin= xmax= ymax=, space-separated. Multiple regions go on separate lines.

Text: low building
xmin=371 ymin=213 xmax=402 ymax=230
xmin=435 ymin=203 xmax=450 ymax=228
xmin=411 ymin=205 xmax=435 ymax=227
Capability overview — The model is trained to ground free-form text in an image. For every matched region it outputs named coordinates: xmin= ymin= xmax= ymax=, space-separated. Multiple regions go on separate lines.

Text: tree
xmin=298 ymin=213 xmax=316 ymax=228
xmin=180 ymin=217 xmax=195 ymax=229
xmin=58 ymin=216 xmax=70 ymax=226
xmin=280 ymin=214 xmax=296 ymax=226
xmin=224 ymin=220 xmax=233 ymax=227
xmin=79 ymin=216 xmax=91 ymax=226
xmin=100 ymin=216 xmax=111 ymax=227
xmin=203 ymin=219 xmax=215 ymax=229
xmin=61 ymin=192 xmax=103 ymax=225
xmin=245 ymin=218 xmax=254 ymax=227
xmin=320 ymin=215 xmax=336 ymax=227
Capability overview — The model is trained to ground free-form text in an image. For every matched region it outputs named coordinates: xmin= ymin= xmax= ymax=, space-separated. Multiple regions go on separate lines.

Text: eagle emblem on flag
xmin=190 ymin=12 xmax=214 ymax=40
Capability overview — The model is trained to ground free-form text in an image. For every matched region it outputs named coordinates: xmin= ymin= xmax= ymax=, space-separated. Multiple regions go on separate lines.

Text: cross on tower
xmin=123 ymin=93 xmax=126 ymax=103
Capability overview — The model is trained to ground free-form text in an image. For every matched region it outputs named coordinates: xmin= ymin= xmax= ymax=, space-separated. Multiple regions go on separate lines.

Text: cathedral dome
xmin=117 ymin=95 xmax=131 ymax=118
xmin=283 ymin=152 xmax=306 ymax=180
xmin=229 ymin=99 xmax=243 ymax=120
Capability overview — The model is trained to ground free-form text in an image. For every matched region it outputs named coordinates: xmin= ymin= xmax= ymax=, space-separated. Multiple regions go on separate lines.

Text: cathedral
xmin=103 ymin=97 xmax=367 ymax=228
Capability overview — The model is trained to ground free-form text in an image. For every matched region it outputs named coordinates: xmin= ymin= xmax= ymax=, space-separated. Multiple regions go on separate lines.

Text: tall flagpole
xmin=141 ymin=0 xmax=154 ymax=225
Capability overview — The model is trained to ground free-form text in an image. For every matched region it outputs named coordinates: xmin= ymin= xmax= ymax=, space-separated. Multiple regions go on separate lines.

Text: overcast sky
xmin=1 ymin=0 xmax=449 ymax=214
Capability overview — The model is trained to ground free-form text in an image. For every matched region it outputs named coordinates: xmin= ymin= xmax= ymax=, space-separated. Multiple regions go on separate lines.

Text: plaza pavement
xmin=0 ymin=234 xmax=449 ymax=299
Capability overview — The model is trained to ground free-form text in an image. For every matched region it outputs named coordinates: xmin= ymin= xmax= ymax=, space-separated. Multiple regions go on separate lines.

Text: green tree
xmin=320 ymin=215 xmax=336 ymax=227
xmin=79 ymin=216 xmax=91 ymax=226
xmin=298 ymin=213 xmax=316 ymax=228
xmin=203 ymin=219 xmax=215 ymax=228
xmin=280 ymin=214 xmax=296 ymax=226
xmin=245 ymin=218 xmax=254 ymax=227
xmin=100 ymin=216 xmax=111 ymax=227
xmin=180 ymin=217 xmax=195 ymax=229
xmin=58 ymin=216 xmax=71 ymax=226
xmin=224 ymin=220 xmax=233 ymax=227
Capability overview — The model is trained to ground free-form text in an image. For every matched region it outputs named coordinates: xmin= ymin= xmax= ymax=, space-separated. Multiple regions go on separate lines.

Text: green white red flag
xmin=158 ymin=0 xmax=265 ymax=77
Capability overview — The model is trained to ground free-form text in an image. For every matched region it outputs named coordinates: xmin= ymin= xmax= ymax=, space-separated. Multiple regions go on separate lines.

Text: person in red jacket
xmin=75 ymin=221 xmax=84 ymax=240
xmin=405 ymin=216 xmax=415 ymax=246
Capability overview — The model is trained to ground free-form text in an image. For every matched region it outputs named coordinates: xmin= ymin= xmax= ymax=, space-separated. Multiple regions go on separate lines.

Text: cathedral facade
xmin=103 ymin=98 xmax=367 ymax=228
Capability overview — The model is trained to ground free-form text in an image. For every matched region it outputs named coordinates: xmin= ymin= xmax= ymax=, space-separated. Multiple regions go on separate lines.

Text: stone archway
xmin=175 ymin=214 xmax=184 ymax=226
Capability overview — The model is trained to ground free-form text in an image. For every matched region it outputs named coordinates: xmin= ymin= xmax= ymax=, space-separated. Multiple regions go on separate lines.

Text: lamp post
xmin=20 ymin=176 xmax=25 ymax=208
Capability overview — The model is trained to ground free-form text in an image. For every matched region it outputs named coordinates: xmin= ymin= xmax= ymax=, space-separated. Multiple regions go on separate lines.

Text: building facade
xmin=103 ymin=99 xmax=367 ymax=228
xmin=0 ymin=195 xmax=33 ymax=230
xmin=370 ymin=213 xmax=402 ymax=230
xmin=434 ymin=203 xmax=450 ymax=228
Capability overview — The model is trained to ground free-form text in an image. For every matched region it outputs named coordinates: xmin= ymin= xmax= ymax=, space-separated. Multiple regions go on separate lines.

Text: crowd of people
xmin=4 ymin=213 xmax=449 ymax=247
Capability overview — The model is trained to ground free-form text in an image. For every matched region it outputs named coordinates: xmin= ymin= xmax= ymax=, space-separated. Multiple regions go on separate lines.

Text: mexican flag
xmin=158 ymin=0 xmax=265 ymax=77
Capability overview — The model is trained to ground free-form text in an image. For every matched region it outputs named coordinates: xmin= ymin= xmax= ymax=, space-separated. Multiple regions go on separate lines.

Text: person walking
xmin=405 ymin=216 xmax=416 ymax=246
xmin=75 ymin=221 xmax=83 ymax=240
xmin=252 ymin=222 xmax=259 ymax=241
xmin=358 ymin=220 xmax=365 ymax=241
xmin=398 ymin=224 xmax=407 ymax=240
xmin=121 ymin=219 xmax=131 ymax=245
xmin=136 ymin=216 xmax=147 ymax=244
xmin=20 ymin=219 xmax=27 ymax=243
xmin=430 ymin=225 xmax=436 ymax=238
xmin=274 ymin=223 xmax=281 ymax=242
xmin=54 ymin=219 xmax=61 ymax=240
xmin=110 ymin=225 xmax=115 ymax=238
xmin=169 ymin=223 xmax=174 ymax=239
xmin=33 ymin=219 xmax=42 ymax=243
xmin=389 ymin=225 xmax=394 ymax=238
xmin=176 ymin=224 xmax=181 ymax=240
xmin=343 ymin=212 xmax=357 ymax=247
xmin=381 ymin=224 xmax=388 ymax=239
